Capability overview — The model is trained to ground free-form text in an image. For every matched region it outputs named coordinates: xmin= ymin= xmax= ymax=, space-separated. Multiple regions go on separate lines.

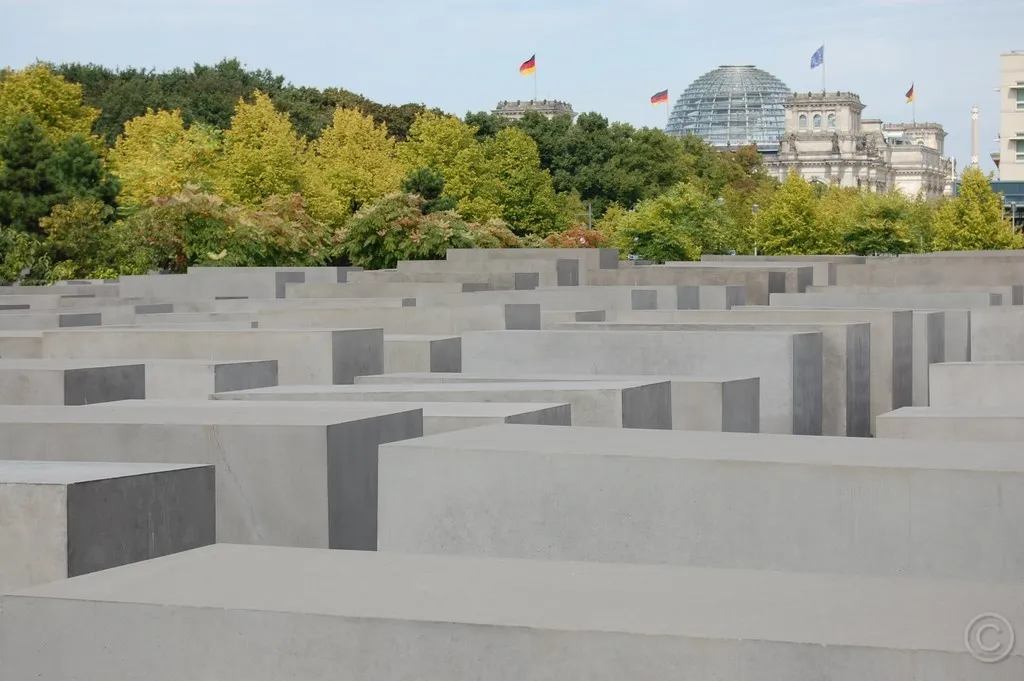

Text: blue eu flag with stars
xmin=810 ymin=45 xmax=824 ymax=69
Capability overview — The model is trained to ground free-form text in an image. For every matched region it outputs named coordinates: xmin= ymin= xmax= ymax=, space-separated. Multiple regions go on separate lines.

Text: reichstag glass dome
xmin=666 ymin=65 xmax=791 ymax=152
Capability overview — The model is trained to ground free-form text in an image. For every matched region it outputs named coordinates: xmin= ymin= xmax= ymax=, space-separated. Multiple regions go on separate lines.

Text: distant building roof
xmin=492 ymin=100 xmax=575 ymax=120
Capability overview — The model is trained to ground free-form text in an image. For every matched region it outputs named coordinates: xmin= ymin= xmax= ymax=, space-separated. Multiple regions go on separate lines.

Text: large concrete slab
xmin=615 ymin=308 xmax=911 ymax=433
xmin=2 ymin=543 xmax=1021 ymax=680
xmin=0 ymin=311 xmax=103 ymax=330
xmin=877 ymin=406 xmax=1024 ymax=442
xmin=0 ymin=402 xmax=422 ymax=550
xmin=39 ymin=328 xmax=383 ymax=385
xmin=0 ymin=461 xmax=214 ymax=594
xmin=0 ymin=359 xmax=145 ymax=405
xmin=384 ymin=335 xmax=461 ymax=373
xmin=549 ymin=321 xmax=868 ymax=438
xmin=379 ymin=424 xmax=1024 ymax=582
xmin=587 ymin=265 xmax=799 ymax=305
xmin=806 ymin=284 xmax=1024 ymax=306
xmin=462 ymin=329 xmax=822 ymax=434
xmin=254 ymin=303 xmax=540 ymax=333
xmin=354 ymin=372 xmax=760 ymax=433
xmin=143 ymin=359 xmax=278 ymax=399
xmin=929 ymin=362 xmax=1024 ymax=407
xmin=971 ymin=308 xmax=1024 ymax=361
xmin=212 ymin=381 xmax=672 ymax=429
xmin=771 ymin=290 xmax=1004 ymax=309
xmin=0 ymin=332 xmax=42 ymax=358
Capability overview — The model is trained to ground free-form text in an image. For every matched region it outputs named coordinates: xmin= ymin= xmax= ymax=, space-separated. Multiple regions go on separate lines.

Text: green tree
xmin=841 ymin=192 xmax=913 ymax=256
xmin=756 ymin=172 xmax=841 ymax=255
xmin=214 ymin=90 xmax=306 ymax=205
xmin=337 ymin=193 xmax=478 ymax=269
xmin=303 ymin=108 xmax=407 ymax=226
xmin=607 ymin=181 xmax=733 ymax=262
xmin=48 ymin=134 xmax=120 ymax=209
xmin=401 ymin=167 xmax=456 ymax=213
xmin=39 ymin=198 xmax=115 ymax=278
xmin=933 ymin=167 xmax=1021 ymax=251
xmin=0 ymin=116 xmax=62 ymax=232
xmin=0 ymin=64 xmax=99 ymax=144
xmin=477 ymin=127 xmax=564 ymax=236
xmin=109 ymin=109 xmax=221 ymax=208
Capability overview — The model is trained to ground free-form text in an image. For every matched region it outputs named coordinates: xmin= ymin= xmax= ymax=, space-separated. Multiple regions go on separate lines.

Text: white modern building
xmin=995 ymin=51 xmax=1024 ymax=182
xmin=766 ymin=91 xmax=954 ymax=199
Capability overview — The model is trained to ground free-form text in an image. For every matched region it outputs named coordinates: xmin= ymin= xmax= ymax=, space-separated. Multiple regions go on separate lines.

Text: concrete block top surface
xmin=0 ymin=460 xmax=208 ymax=484
xmin=881 ymin=406 xmax=1024 ymax=419
xmin=383 ymin=334 xmax=461 ymax=342
xmin=229 ymin=381 xmax=668 ymax=396
xmin=359 ymin=372 xmax=756 ymax=384
xmin=382 ymin=424 xmax=1023 ymax=472
xmin=0 ymin=359 xmax=143 ymax=369
xmin=214 ymin=400 xmax=568 ymax=417
xmin=0 ymin=402 xmax=421 ymax=426
xmin=6 ymin=543 xmax=1022 ymax=654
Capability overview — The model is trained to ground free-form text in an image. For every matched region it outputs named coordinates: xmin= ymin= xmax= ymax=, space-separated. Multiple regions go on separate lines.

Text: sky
xmin=0 ymin=0 xmax=1020 ymax=175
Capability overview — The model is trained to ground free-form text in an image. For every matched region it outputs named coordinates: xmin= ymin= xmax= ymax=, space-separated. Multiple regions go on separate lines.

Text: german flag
xmin=520 ymin=55 xmax=536 ymax=76
xmin=905 ymin=83 xmax=915 ymax=103
xmin=651 ymin=89 xmax=669 ymax=105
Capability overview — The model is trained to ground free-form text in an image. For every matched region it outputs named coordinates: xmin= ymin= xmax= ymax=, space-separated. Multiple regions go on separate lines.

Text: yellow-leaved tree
xmin=303 ymin=108 xmax=406 ymax=227
xmin=933 ymin=167 xmax=1023 ymax=251
xmin=109 ymin=109 xmax=221 ymax=209
xmin=214 ymin=90 xmax=306 ymax=205
xmin=0 ymin=63 xmax=99 ymax=145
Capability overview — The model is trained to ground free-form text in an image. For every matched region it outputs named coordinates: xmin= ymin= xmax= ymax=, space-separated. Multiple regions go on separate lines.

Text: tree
xmin=214 ymin=90 xmax=306 ymax=205
xmin=303 ymin=108 xmax=406 ymax=226
xmin=477 ymin=127 xmax=565 ymax=236
xmin=401 ymin=167 xmax=456 ymax=213
xmin=756 ymin=172 xmax=841 ymax=255
xmin=337 ymin=193 xmax=478 ymax=270
xmin=109 ymin=109 xmax=221 ymax=208
xmin=48 ymin=134 xmax=120 ymax=209
xmin=0 ymin=64 xmax=99 ymax=144
xmin=841 ymin=192 xmax=913 ymax=256
xmin=0 ymin=117 xmax=62 ymax=233
xmin=39 ymin=198 xmax=115 ymax=278
xmin=932 ymin=167 xmax=1022 ymax=251
xmin=606 ymin=181 xmax=734 ymax=262
xmin=399 ymin=111 xmax=477 ymax=173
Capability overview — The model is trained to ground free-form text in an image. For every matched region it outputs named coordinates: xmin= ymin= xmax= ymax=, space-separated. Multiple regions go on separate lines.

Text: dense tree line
xmin=0 ymin=60 xmax=1019 ymax=283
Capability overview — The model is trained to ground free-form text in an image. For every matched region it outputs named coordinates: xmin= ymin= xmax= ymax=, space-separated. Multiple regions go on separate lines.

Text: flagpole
xmin=534 ymin=66 xmax=538 ymax=102
xmin=822 ymin=41 xmax=826 ymax=93
xmin=912 ymin=83 xmax=916 ymax=125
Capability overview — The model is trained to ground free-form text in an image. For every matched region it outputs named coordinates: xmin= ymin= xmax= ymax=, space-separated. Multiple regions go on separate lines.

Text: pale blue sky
xmin=0 ymin=0 xmax=1018 ymax=174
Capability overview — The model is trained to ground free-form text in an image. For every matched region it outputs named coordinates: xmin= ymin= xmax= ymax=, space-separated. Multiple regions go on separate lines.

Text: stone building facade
xmin=766 ymin=92 xmax=953 ymax=199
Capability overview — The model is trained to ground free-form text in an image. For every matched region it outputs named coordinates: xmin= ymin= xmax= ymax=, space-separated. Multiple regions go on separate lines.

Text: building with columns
xmin=765 ymin=92 xmax=953 ymax=199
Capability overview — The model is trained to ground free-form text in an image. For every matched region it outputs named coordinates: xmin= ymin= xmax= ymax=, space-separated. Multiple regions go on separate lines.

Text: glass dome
xmin=666 ymin=65 xmax=791 ymax=152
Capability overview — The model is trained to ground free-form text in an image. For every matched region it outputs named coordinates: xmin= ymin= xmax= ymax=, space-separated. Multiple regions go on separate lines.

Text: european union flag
xmin=810 ymin=45 xmax=824 ymax=69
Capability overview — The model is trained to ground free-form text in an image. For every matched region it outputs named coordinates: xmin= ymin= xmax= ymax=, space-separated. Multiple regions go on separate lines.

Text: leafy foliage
xmin=109 ymin=109 xmax=220 ymax=208
xmin=756 ymin=172 xmax=841 ymax=255
xmin=304 ymin=108 xmax=406 ymax=226
xmin=0 ymin=64 xmax=99 ymax=144
xmin=933 ymin=167 xmax=1022 ymax=251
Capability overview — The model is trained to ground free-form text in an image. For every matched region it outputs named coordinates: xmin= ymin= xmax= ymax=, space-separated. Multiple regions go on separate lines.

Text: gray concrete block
xmin=540 ymin=309 xmax=606 ymax=328
xmin=14 ymin=543 xmax=1020 ymax=680
xmin=806 ymin=284 xmax=1024 ymax=306
xmin=620 ymin=308 xmax=911 ymax=434
xmin=771 ymin=290 xmax=1002 ymax=309
xmin=143 ymin=359 xmax=279 ymax=399
xmin=0 ymin=461 xmax=214 ymax=594
xmin=0 ymin=359 xmax=145 ymax=405
xmin=353 ymin=372 xmax=760 ymax=433
xmin=877 ymin=406 xmax=1024 ymax=442
xmin=0 ymin=402 xmax=422 ymax=549
xmin=40 ymin=328 xmax=383 ymax=385
xmin=213 ymin=380 xmax=672 ymax=430
xmin=588 ymin=265 xmax=793 ymax=305
xmin=253 ymin=304 xmax=540 ymax=334
xmin=0 ymin=311 xmax=102 ymax=330
xmin=383 ymin=335 xmax=461 ymax=373
xmin=913 ymin=311 xmax=945 ymax=406
xmin=379 ymin=424 xmax=1024 ymax=583
xmin=6 ymin=544 xmax=1020 ymax=680
xmin=929 ymin=361 xmax=1024 ymax=408
xmin=461 ymin=329 xmax=822 ymax=435
xmin=0 ymin=332 xmax=42 ymax=358
xmin=971 ymin=308 xmax=1024 ymax=360
xmin=550 ymin=321 xmax=868 ymax=438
